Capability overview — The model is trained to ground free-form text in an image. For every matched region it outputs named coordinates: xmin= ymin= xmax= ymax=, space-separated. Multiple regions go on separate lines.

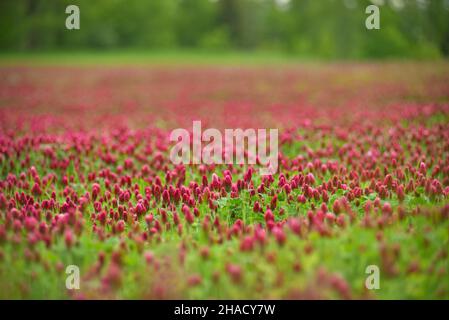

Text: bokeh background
xmin=1 ymin=0 xmax=449 ymax=301
xmin=1 ymin=0 xmax=449 ymax=60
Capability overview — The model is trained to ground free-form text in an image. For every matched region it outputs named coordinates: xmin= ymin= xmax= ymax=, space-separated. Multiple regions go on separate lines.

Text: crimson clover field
xmin=0 ymin=62 xmax=448 ymax=299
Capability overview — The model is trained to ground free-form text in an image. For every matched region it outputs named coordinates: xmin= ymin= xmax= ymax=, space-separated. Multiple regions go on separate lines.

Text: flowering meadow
xmin=0 ymin=62 xmax=449 ymax=299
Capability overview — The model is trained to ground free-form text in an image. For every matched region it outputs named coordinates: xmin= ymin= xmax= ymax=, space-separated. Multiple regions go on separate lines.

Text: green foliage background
xmin=0 ymin=0 xmax=448 ymax=59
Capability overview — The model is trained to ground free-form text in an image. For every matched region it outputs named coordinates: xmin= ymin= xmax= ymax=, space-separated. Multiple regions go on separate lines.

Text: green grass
xmin=0 ymin=50 xmax=312 ymax=66
xmin=0 ymin=50 xmax=446 ymax=67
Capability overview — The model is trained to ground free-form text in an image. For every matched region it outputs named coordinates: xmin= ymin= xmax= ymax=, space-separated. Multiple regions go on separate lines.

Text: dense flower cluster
xmin=0 ymin=63 xmax=448 ymax=299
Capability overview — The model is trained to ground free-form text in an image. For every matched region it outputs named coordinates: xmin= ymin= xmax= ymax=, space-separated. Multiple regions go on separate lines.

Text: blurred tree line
xmin=0 ymin=0 xmax=448 ymax=59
